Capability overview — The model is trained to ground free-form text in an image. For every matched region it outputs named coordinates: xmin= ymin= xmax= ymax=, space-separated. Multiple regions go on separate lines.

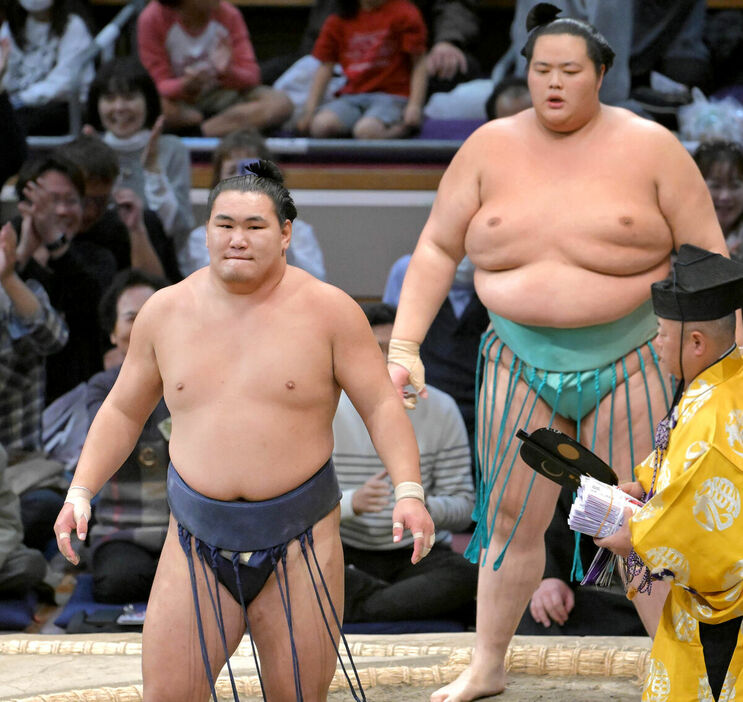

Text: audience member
xmin=86 ymin=57 xmax=195 ymax=256
xmin=0 ymin=220 xmax=69 ymax=554
xmin=694 ymin=141 xmax=743 ymax=261
xmin=0 ymin=444 xmax=48 ymax=601
xmin=57 ymin=135 xmax=180 ymax=283
xmin=13 ymin=155 xmax=110 ymax=401
xmin=179 ymin=129 xmax=326 ymax=280
xmin=484 ymin=76 xmax=530 ymax=120
xmin=383 ymin=255 xmax=488 ymax=475
xmin=296 ymin=0 xmax=429 ymax=139
xmin=136 ymin=0 xmax=293 ymax=136
xmin=0 ymin=0 xmax=93 ymax=135
xmin=87 ymin=269 xmax=171 ymax=603
xmin=631 ymin=0 xmax=711 ymax=95
xmin=0 ymin=37 xmax=26 ymax=187
xmin=516 ymin=486 xmax=644 ymax=636
xmin=334 ymin=303 xmax=477 ymax=624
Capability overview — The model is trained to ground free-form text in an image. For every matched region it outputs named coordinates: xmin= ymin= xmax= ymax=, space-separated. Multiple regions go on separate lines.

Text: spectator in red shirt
xmin=296 ymin=0 xmax=428 ymax=139
xmin=136 ymin=0 xmax=293 ymax=136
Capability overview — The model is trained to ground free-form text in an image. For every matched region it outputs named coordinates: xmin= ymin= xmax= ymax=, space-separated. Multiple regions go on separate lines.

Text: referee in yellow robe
xmin=597 ymin=244 xmax=743 ymax=702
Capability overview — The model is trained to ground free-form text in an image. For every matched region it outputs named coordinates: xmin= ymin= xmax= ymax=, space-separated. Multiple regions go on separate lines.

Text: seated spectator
xmin=516 ymin=486 xmax=644 ymax=636
xmin=0 ymin=38 xmax=26 ymax=187
xmin=136 ymin=0 xmax=293 ymax=137
xmin=334 ymin=303 xmax=477 ymax=624
xmin=296 ymin=0 xmax=428 ymax=139
xmin=383 ymin=255 xmax=488 ymax=476
xmin=0 ymin=220 xmax=69 ymax=554
xmin=631 ymin=0 xmax=711 ymax=96
xmin=694 ymin=141 xmax=743 ymax=261
xmin=179 ymin=129 xmax=326 ymax=280
xmin=484 ymin=76 xmax=530 ymax=121
xmin=13 ymin=155 xmax=112 ymax=401
xmin=268 ymin=0 xmax=479 ymax=104
xmin=0 ymin=0 xmax=94 ymax=135
xmin=86 ymin=57 xmax=195 ymax=256
xmin=86 ymin=269 xmax=171 ymax=603
xmin=57 ymin=135 xmax=181 ymax=283
xmin=0 ymin=444 xmax=48 ymax=601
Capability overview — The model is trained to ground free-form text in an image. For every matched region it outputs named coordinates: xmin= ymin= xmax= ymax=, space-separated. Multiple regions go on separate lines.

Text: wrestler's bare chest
xmin=465 ymin=132 xmax=673 ymax=277
xmin=159 ymin=304 xmax=336 ymax=416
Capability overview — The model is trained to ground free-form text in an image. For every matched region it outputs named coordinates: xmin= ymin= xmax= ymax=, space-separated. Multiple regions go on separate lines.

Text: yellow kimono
xmin=631 ymin=348 xmax=743 ymax=702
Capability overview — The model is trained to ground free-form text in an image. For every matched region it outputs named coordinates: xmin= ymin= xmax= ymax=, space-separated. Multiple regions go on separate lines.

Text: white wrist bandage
xmin=64 ymin=485 xmax=92 ymax=523
xmin=394 ymin=481 xmax=425 ymax=503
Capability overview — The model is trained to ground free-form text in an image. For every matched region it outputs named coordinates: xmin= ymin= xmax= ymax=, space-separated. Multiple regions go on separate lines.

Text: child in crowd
xmin=296 ymin=0 xmax=428 ymax=139
xmin=86 ymin=57 xmax=195 ymax=258
xmin=136 ymin=0 xmax=292 ymax=137
xmin=694 ymin=140 xmax=743 ymax=261
xmin=179 ymin=129 xmax=326 ymax=280
xmin=0 ymin=0 xmax=93 ymax=135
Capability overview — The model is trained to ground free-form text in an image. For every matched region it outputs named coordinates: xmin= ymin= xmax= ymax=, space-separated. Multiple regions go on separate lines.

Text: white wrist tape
xmin=394 ymin=481 xmax=425 ymax=503
xmin=388 ymin=339 xmax=426 ymax=394
xmin=64 ymin=485 xmax=92 ymax=524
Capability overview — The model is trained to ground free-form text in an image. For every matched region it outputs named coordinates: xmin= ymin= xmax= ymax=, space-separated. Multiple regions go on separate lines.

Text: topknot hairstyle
xmin=206 ymin=159 xmax=298 ymax=224
xmin=521 ymin=2 xmax=615 ymax=75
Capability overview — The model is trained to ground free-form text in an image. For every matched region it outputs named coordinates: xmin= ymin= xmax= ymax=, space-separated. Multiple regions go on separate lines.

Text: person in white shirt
xmin=335 ymin=303 xmax=477 ymax=624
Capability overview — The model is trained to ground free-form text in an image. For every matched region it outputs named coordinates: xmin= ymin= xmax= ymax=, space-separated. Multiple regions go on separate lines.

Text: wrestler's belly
xmin=474 ymin=259 xmax=671 ymax=328
xmin=167 ymin=410 xmax=336 ymax=502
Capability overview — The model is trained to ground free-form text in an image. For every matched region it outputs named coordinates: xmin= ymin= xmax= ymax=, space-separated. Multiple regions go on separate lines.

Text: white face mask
xmin=18 ymin=0 xmax=53 ymax=13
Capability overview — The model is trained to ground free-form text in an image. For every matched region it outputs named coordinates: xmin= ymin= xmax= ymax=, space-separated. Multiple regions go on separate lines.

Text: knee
xmin=352 ymin=117 xmax=385 ymax=139
xmin=309 ymin=111 xmax=346 ymax=138
xmin=264 ymin=89 xmax=294 ymax=123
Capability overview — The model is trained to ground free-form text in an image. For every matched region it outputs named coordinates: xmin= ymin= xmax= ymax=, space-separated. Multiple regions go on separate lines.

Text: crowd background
xmin=2 ymin=0 xmax=743 ymax=636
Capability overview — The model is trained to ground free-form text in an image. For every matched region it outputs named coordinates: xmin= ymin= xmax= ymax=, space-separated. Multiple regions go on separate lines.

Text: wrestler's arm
xmin=388 ymin=132 xmax=483 ymax=396
xmin=53 ymin=294 xmax=165 ymax=562
xmin=653 ymin=127 xmax=727 ymax=256
xmin=331 ymin=291 xmax=434 ymax=563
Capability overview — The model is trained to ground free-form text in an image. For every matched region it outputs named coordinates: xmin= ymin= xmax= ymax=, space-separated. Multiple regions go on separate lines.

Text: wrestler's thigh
xmin=248 ymin=506 xmax=343 ymax=702
xmin=479 ymin=353 xmax=571 ymax=541
xmin=584 ymin=344 xmax=671 ymax=482
xmin=142 ymin=517 xmax=246 ymax=702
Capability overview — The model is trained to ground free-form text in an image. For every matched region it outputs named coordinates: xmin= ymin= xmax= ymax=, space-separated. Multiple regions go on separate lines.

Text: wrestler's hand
xmin=529 ymin=578 xmax=574 ymax=628
xmin=387 ymin=339 xmax=428 ymax=410
xmin=392 ymin=498 xmax=435 ymax=564
xmin=53 ymin=502 xmax=87 ymax=566
xmin=594 ymin=507 xmax=633 ymax=559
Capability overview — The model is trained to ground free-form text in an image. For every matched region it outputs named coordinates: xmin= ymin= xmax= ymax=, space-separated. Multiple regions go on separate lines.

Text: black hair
xmin=485 ymin=76 xmax=530 ymax=120
xmin=87 ymin=56 xmax=162 ymax=132
xmin=57 ymin=134 xmax=120 ymax=184
xmin=98 ymin=268 xmax=170 ymax=335
xmin=6 ymin=0 xmax=92 ymax=50
xmin=361 ymin=302 xmax=397 ymax=327
xmin=15 ymin=155 xmax=85 ymax=201
xmin=211 ymin=129 xmax=273 ymax=189
xmin=520 ymin=3 xmax=615 ymax=76
xmin=336 ymin=0 xmax=359 ymax=19
xmin=206 ymin=159 xmax=297 ymax=224
xmin=693 ymin=140 xmax=743 ymax=180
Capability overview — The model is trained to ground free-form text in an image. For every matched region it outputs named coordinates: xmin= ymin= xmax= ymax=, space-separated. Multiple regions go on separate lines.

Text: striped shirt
xmin=333 ymin=386 xmax=474 ymax=550
xmin=0 ymin=280 xmax=68 ymax=452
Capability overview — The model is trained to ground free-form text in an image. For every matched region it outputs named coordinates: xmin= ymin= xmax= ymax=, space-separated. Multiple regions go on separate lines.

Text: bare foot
xmin=430 ymin=663 xmax=506 ymax=702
